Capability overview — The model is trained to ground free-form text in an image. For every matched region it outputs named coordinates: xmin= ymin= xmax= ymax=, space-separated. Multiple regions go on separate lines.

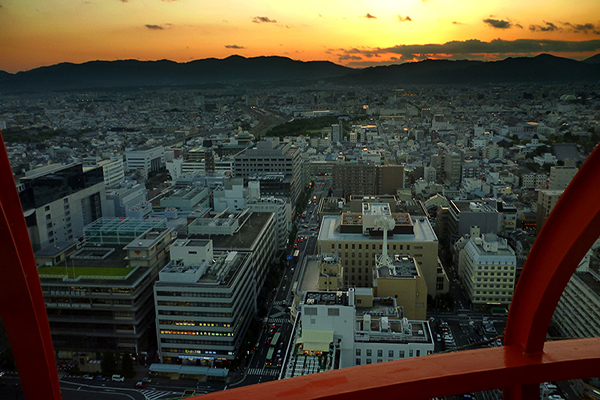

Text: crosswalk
xmin=247 ymin=367 xmax=280 ymax=376
xmin=139 ymin=388 xmax=179 ymax=400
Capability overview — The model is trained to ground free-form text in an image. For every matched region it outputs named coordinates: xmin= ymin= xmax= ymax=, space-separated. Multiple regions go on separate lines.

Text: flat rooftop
xmin=187 ymin=211 xmax=274 ymax=250
xmin=376 ymin=255 xmax=419 ymax=279
xmin=362 ymin=203 xmax=392 ymax=215
xmin=452 ymin=200 xmax=497 ymax=213
xmin=37 ymin=245 xmax=149 ymax=286
xmin=319 ymin=215 xmax=437 ymax=243
xmin=158 ymin=251 xmax=249 ymax=287
xmin=355 ymin=319 xmax=431 ymax=344
xmin=304 ymin=291 xmax=349 ymax=307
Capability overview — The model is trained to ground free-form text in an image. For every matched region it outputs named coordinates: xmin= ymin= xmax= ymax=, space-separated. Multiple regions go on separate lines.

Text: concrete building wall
xmin=375 ymin=271 xmax=428 ymax=320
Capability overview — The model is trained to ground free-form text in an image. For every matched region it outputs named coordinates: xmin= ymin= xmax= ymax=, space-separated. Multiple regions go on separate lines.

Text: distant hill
xmin=336 ymin=54 xmax=600 ymax=85
xmin=1 ymin=53 xmax=599 ymax=93
xmin=583 ymin=53 xmax=600 ymax=64
xmin=0 ymin=55 xmax=353 ymax=93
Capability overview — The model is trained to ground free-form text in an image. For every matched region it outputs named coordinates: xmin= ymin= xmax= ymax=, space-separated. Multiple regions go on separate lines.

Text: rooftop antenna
xmin=374 ymin=215 xmax=395 ymax=269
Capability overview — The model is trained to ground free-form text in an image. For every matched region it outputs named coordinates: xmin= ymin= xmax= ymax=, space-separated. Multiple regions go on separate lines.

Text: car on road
xmin=135 ymin=381 xmax=147 ymax=388
xmin=112 ymin=374 xmax=125 ymax=382
xmin=96 ymin=375 xmax=106 ymax=381
xmin=142 ymin=377 xmax=152 ymax=383
xmin=83 ymin=374 xmax=93 ymax=380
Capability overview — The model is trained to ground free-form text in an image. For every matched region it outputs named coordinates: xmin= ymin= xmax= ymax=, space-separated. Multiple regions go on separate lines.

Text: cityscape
xmin=1 ymin=1 xmax=600 ymax=400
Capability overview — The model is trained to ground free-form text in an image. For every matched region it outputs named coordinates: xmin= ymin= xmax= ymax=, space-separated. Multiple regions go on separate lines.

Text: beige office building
xmin=317 ymin=202 xmax=448 ymax=296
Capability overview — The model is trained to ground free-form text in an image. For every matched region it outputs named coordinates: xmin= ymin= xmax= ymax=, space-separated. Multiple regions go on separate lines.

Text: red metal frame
xmin=1 ymin=128 xmax=599 ymax=400
xmin=0 ymin=131 xmax=62 ymax=400
xmin=192 ymin=338 xmax=600 ymax=400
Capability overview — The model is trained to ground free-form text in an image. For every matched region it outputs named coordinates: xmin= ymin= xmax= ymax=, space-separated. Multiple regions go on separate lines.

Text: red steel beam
xmin=502 ymin=144 xmax=600 ymax=398
xmin=192 ymin=338 xmax=600 ymax=400
xmin=504 ymin=143 xmax=600 ymax=354
xmin=0 ymin=131 xmax=62 ymax=400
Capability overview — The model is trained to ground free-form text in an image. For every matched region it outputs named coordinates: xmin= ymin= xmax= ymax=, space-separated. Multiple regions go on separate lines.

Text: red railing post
xmin=0 ymin=131 xmax=62 ymax=400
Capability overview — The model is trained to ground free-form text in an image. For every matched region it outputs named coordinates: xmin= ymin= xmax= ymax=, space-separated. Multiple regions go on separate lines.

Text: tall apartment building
xmin=332 ymin=163 xmax=377 ymax=199
xmin=461 ymin=161 xmax=479 ymax=183
xmin=332 ymin=123 xmax=341 ymax=143
xmin=536 ymin=190 xmax=563 ymax=233
xmin=317 ymin=202 xmax=448 ymax=296
xmin=36 ymin=218 xmax=173 ymax=359
xmin=443 ymin=151 xmax=462 ymax=186
xmin=126 ymin=146 xmax=165 ymax=179
xmin=547 ymin=166 xmax=578 ymax=190
xmin=521 ymin=172 xmax=547 ymax=190
xmin=457 ymin=229 xmax=516 ymax=307
xmin=332 ymin=163 xmax=404 ymax=199
xmin=154 ymin=239 xmax=254 ymax=365
xmin=233 ymin=139 xmax=302 ymax=206
xmin=18 ymin=163 xmax=107 ymax=251
xmin=377 ymin=165 xmax=404 ymax=194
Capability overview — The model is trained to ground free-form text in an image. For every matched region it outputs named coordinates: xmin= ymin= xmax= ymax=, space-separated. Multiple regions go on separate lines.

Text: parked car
xmin=112 ymin=374 xmax=125 ymax=382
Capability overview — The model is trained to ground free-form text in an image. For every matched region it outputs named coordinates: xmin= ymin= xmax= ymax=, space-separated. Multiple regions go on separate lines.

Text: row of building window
xmin=355 ymin=348 xmax=421 ymax=359
xmin=160 ymin=329 xmax=233 ymax=337
xmin=157 ymin=300 xmax=233 ymax=308
xmin=162 ymin=348 xmax=232 ymax=356
xmin=158 ymin=310 xmax=232 ymax=318
xmin=333 ymin=243 xmax=412 ymax=251
xmin=158 ymin=319 xmax=231 ymax=328
xmin=156 ymin=291 xmax=231 ymax=298
xmin=161 ymin=338 xmax=234 ymax=346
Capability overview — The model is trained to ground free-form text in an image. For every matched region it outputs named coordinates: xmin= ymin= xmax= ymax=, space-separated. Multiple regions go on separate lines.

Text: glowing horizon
xmin=0 ymin=0 xmax=599 ymax=73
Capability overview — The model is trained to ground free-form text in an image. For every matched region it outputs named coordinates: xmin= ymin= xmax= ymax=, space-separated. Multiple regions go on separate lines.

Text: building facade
xmin=126 ymin=146 xmax=165 ymax=179
xmin=317 ymin=202 xmax=448 ymax=296
xmin=233 ymin=139 xmax=302 ymax=206
xmin=186 ymin=209 xmax=276 ymax=303
xmin=154 ymin=239 xmax=254 ymax=365
xmin=37 ymin=220 xmax=173 ymax=359
xmin=18 ymin=163 xmax=107 ymax=251
xmin=553 ymin=259 xmax=600 ymax=339
xmin=332 ymin=164 xmax=404 ymax=200
xmin=457 ymin=231 xmax=517 ymax=307
xmin=536 ymin=190 xmax=563 ymax=233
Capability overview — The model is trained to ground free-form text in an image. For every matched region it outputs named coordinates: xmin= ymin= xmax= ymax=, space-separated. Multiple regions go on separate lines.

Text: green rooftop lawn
xmin=38 ymin=266 xmax=134 ymax=278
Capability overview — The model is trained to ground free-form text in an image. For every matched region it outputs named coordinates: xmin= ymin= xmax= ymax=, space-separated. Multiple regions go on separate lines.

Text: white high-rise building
xmin=458 ymin=229 xmax=516 ymax=306
xmin=126 ymin=146 xmax=165 ymax=179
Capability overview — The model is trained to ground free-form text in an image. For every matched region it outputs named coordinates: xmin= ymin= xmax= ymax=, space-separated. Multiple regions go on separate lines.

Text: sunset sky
xmin=1 ymin=0 xmax=599 ymax=73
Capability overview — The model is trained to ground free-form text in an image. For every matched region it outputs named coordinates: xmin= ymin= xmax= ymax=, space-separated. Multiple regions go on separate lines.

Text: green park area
xmin=37 ymin=266 xmax=134 ymax=279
